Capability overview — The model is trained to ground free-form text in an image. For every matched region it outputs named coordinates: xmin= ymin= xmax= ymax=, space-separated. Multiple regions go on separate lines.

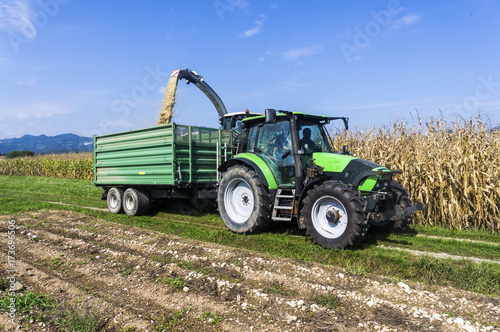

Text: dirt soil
xmin=1 ymin=210 xmax=499 ymax=331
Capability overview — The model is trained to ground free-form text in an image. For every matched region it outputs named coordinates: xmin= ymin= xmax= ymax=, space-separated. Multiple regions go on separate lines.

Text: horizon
xmin=1 ymin=1 xmax=499 ymax=139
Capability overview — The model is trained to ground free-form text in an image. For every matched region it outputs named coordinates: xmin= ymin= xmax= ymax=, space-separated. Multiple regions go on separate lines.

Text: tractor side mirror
xmin=265 ymin=109 xmax=276 ymax=124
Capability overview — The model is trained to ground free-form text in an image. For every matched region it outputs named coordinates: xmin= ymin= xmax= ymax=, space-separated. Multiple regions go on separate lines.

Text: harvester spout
xmin=158 ymin=69 xmax=228 ymax=125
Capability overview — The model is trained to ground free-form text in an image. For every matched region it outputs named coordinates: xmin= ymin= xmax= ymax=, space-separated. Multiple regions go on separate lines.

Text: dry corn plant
xmin=331 ymin=115 xmax=500 ymax=233
xmin=0 ymin=153 xmax=94 ymax=181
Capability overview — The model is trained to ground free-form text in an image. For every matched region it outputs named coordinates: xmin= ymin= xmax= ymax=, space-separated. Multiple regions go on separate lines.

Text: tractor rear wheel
xmin=300 ymin=181 xmax=366 ymax=249
xmin=218 ymin=165 xmax=272 ymax=234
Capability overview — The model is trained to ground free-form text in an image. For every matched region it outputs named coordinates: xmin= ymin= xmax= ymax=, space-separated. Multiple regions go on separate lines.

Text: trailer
xmin=94 ymin=123 xmax=232 ymax=216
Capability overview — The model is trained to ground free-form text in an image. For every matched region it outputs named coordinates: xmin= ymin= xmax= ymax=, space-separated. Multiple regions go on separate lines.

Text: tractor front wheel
xmin=217 ymin=165 xmax=272 ymax=234
xmin=300 ymin=181 xmax=366 ymax=249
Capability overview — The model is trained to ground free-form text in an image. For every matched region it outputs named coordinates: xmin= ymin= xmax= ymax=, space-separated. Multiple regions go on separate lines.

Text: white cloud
xmin=0 ymin=102 xmax=71 ymax=121
xmin=390 ymin=14 xmax=421 ymax=31
xmin=239 ymin=14 xmax=267 ymax=38
xmin=228 ymin=0 xmax=248 ymax=10
xmin=282 ymin=44 xmax=322 ymax=60
xmin=240 ymin=23 xmax=262 ymax=38
xmin=0 ymin=0 xmax=37 ymax=40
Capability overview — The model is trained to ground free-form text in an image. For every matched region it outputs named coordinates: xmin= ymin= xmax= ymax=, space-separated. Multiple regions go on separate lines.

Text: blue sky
xmin=0 ymin=0 xmax=499 ymax=139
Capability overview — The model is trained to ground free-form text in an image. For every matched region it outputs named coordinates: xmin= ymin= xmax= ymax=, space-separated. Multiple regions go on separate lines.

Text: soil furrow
xmin=1 ymin=210 xmax=499 ymax=331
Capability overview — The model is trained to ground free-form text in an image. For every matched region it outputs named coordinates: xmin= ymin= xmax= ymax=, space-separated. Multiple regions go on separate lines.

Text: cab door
xmin=248 ymin=120 xmax=295 ymax=187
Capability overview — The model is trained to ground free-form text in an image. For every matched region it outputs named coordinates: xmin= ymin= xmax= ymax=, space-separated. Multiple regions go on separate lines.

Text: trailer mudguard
xmin=218 ymin=153 xmax=278 ymax=190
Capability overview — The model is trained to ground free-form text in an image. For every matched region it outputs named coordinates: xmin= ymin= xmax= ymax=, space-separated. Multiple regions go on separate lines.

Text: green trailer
xmin=94 ymin=123 xmax=232 ymax=216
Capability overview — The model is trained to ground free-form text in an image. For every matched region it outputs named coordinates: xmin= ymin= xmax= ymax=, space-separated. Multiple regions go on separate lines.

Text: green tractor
xmin=217 ymin=109 xmax=424 ymax=249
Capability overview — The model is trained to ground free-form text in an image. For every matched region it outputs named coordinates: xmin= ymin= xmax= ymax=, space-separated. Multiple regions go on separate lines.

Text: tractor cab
xmin=239 ymin=110 xmax=345 ymax=186
xmin=220 ymin=110 xmax=263 ymax=134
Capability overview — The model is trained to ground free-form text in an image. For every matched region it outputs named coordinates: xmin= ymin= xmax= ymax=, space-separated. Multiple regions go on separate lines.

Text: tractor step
xmin=272 ymin=189 xmax=295 ymax=222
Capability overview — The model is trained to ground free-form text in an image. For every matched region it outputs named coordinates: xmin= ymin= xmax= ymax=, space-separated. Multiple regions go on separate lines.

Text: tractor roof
xmin=242 ymin=112 xmax=329 ymax=126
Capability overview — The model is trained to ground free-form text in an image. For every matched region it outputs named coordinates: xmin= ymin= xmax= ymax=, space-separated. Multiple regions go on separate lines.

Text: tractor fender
xmin=296 ymin=176 xmax=335 ymax=229
xmin=218 ymin=155 xmax=278 ymax=190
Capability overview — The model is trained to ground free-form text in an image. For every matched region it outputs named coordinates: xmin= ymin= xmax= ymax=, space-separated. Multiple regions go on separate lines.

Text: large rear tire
xmin=300 ymin=181 xmax=366 ymax=249
xmin=107 ymin=187 xmax=124 ymax=214
xmin=122 ymin=188 xmax=150 ymax=216
xmin=217 ymin=165 xmax=272 ymax=234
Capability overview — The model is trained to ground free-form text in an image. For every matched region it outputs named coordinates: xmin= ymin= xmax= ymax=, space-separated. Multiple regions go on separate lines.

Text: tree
xmin=6 ymin=150 xmax=35 ymax=159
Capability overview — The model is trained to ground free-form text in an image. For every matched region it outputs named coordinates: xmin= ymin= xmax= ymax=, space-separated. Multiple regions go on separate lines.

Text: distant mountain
xmin=0 ymin=133 xmax=93 ymax=154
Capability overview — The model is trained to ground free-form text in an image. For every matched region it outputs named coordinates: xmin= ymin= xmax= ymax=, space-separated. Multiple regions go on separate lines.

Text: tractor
xmin=217 ymin=109 xmax=424 ymax=249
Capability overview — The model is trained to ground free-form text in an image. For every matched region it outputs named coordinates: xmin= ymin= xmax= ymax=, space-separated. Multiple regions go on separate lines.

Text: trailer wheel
xmin=369 ymin=180 xmax=412 ymax=230
xmin=190 ymin=198 xmax=211 ymax=211
xmin=107 ymin=187 xmax=124 ymax=214
xmin=300 ymin=181 xmax=366 ymax=249
xmin=218 ymin=165 xmax=272 ymax=233
xmin=122 ymin=188 xmax=150 ymax=216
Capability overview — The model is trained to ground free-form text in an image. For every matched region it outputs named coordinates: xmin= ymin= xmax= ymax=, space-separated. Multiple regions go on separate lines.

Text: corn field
xmin=332 ymin=117 xmax=500 ymax=233
xmin=0 ymin=153 xmax=93 ymax=181
xmin=1 ymin=117 xmax=499 ymax=232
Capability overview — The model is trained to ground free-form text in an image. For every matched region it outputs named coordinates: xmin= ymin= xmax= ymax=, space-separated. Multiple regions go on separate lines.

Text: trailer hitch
xmin=395 ymin=201 xmax=425 ymax=219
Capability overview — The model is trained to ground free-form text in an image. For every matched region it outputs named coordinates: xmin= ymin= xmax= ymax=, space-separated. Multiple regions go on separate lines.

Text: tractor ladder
xmin=272 ymin=189 xmax=295 ymax=222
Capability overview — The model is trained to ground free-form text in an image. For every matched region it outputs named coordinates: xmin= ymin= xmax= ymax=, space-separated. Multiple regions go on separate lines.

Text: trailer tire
xmin=190 ymin=198 xmax=211 ymax=211
xmin=218 ymin=165 xmax=272 ymax=234
xmin=369 ymin=180 xmax=412 ymax=230
xmin=123 ymin=188 xmax=150 ymax=216
xmin=107 ymin=187 xmax=124 ymax=214
xmin=300 ymin=181 xmax=366 ymax=249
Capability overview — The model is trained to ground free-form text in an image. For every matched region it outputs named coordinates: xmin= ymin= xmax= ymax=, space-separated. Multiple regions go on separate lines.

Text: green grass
xmin=0 ymin=291 xmax=57 ymax=314
xmin=367 ymin=232 xmax=500 ymax=261
xmin=0 ymin=290 xmax=58 ymax=325
xmin=0 ymin=277 xmax=9 ymax=291
xmin=264 ymin=281 xmax=299 ymax=296
xmin=197 ymin=311 xmax=223 ymax=325
xmin=311 ymin=294 xmax=342 ymax=310
xmin=51 ymin=256 xmax=64 ymax=269
xmin=412 ymin=224 xmax=500 ymax=243
xmin=0 ymin=288 xmax=106 ymax=331
xmin=156 ymin=277 xmax=186 ymax=290
xmin=1 ymin=175 xmax=500 ymax=297
xmin=58 ymin=303 xmax=107 ymax=332
xmin=153 ymin=308 xmax=190 ymax=332
xmin=121 ymin=268 xmax=132 ymax=277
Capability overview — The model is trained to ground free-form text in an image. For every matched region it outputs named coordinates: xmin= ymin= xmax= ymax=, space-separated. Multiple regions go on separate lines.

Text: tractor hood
xmin=311 ymin=152 xmax=397 ymax=191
